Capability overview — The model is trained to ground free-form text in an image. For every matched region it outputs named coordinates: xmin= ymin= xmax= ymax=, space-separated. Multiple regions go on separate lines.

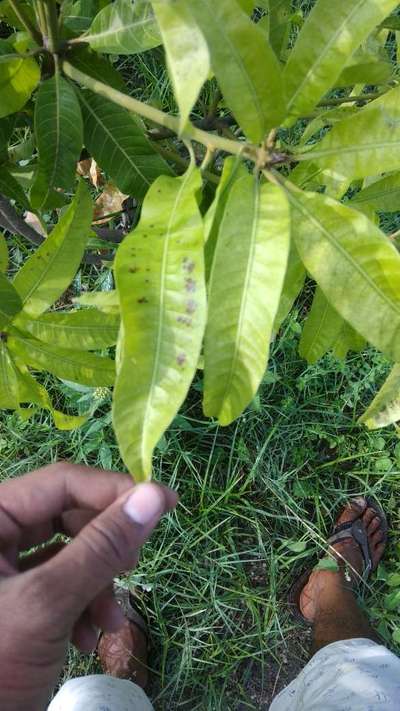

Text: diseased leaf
xmin=350 ymin=173 xmax=400 ymax=213
xmin=8 ymin=335 xmax=115 ymax=386
xmin=73 ymin=290 xmax=119 ymax=313
xmin=332 ymin=321 xmax=365 ymax=360
xmin=283 ymin=0 xmax=398 ymax=118
xmin=0 ymin=232 xmax=7 ymax=272
xmin=304 ymin=86 xmax=400 ymax=179
xmin=14 ymin=361 xmax=89 ymax=430
xmin=204 ymin=157 xmax=248 ymax=281
xmin=290 ymin=190 xmax=400 ymax=362
xmin=359 ymin=365 xmax=400 ymax=429
xmin=113 ymin=166 xmax=206 ymax=480
xmin=0 ymin=165 xmax=29 ymax=209
xmin=0 ymin=41 xmax=40 ymax=118
xmin=86 ymin=0 xmax=161 ymax=55
xmin=13 ymin=181 xmax=92 ymax=318
xmin=79 ymin=90 xmax=173 ymax=200
xmin=31 ymin=75 xmax=83 ymax=209
xmin=273 ymin=242 xmax=305 ymax=333
xmin=204 ymin=179 xmax=290 ymax=425
xmin=0 ymin=270 xmax=22 ymax=328
xmin=152 ymin=0 xmax=210 ymax=134
xmin=299 ymin=287 xmax=344 ymax=364
xmin=0 ymin=342 xmax=18 ymax=408
xmin=186 ymin=0 xmax=285 ymax=143
xmin=93 ymin=181 xmax=128 ymax=223
xmin=16 ymin=309 xmax=119 ymax=350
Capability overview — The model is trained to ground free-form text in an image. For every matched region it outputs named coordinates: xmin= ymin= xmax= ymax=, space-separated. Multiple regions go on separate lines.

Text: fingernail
xmin=123 ymin=483 xmax=164 ymax=525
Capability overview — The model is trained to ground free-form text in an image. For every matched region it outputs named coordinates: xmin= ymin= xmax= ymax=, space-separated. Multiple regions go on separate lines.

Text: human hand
xmin=0 ymin=462 xmax=177 ymax=711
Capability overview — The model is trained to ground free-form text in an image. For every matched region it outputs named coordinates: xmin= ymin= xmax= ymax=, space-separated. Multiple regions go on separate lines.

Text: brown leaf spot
xmin=129 ymin=266 xmax=139 ymax=273
xmin=137 ymin=297 xmax=148 ymax=304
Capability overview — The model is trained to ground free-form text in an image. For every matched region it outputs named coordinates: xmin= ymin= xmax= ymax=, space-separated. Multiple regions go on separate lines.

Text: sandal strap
xmin=327 ymin=518 xmax=372 ymax=582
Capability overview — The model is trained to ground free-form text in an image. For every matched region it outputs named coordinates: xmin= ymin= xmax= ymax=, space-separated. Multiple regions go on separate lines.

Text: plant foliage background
xmin=1 ymin=0 xmax=400 ymax=706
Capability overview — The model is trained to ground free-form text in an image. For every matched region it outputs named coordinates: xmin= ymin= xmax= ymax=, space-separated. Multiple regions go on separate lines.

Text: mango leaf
xmin=290 ymin=190 xmax=400 ymax=362
xmin=13 ymin=181 xmax=92 ymax=318
xmin=350 ymin=173 xmax=400 ymax=213
xmin=299 ymin=287 xmax=344 ymax=364
xmin=204 ymin=156 xmax=248 ymax=280
xmin=268 ymin=0 xmax=292 ymax=60
xmin=0 ymin=115 xmax=14 ymax=159
xmin=67 ymin=45 xmax=126 ymax=92
xmin=73 ymin=290 xmax=120 ymax=313
xmin=332 ymin=322 xmax=365 ymax=360
xmin=204 ymin=179 xmax=290 ymax=425
xmin=86 ymin=0 xmax=161 ymax=55
xmin=283 ymin=0 xmax=398 ymax=119
xmin=186 ymin=0 xmax=285 ymax=143
xmin=14 ymin=361 xmax=89 ymax=430
xmin=0 ymin=271 xmax=22 ymax=328
xmin=8 ymin=335 xmax=115 ymax=386
xmin=16 ymin=309 xmax=120 ymax=350
xmin=113 ymin=166 xmax=206 ymax=480
xmin=304 ymin=85 xmax=400 ymax=179
xmin=152 ymin=0 xmax=210 ymax=135
xmin=0 ymin=1 xmax=36 ymax=30
xmin=0 ymin=165 xmax=29 ymax=209
xmin=273 ymin=242 xmax=305 ymax=333
xmin=0 ymin=341 xmax=18 ymax=408
xmin=337 ymin=60 xmax=392 ymax=87
xmin=0 ymin=231 xmax=7 ymax=272
xmin=359 ymin=365 xmax=400 ymax=429
xmin=31 ymin=75 xmax=83 ymax=209
xmin=63 ymin=0 xmax=99 ymax=34
xmin=79 ymin=90 xmax=173 ymax=200
xmin=0 ymin=41 xmax=40 ymax=118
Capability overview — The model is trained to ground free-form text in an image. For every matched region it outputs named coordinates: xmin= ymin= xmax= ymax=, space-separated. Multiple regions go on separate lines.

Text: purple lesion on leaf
xmin=177 ymin=353 xmax=186 ymax=367
xmin=182 ymin=257 xmax=195 ymax=273
xmin=177 ymin=315 xmax=192 ymax=327
xmin=186 ymin=300 xmax=197 ymax=315
xmin=185 ymin=278 xmax=196 ymax=293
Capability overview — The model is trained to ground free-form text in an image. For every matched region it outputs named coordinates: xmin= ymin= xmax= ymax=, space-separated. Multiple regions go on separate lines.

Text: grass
xmin=1 ymin=305 xmax=400 ymax=709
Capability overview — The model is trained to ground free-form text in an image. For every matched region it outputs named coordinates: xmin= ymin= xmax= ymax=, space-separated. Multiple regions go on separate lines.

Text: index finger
xmin=0 ymin=462 xmax=133 ymax=547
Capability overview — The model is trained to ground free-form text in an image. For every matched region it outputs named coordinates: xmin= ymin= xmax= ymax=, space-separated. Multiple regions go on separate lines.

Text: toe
xmin=363 ymin=507 xmax=376 ymax=528
xmin=368 ymin=515 xmax=381 ymax=535
xmin=371 ymin=528 xmax=384 ymax=547
xmin=337 ymin=497 xmax=367 ymax=525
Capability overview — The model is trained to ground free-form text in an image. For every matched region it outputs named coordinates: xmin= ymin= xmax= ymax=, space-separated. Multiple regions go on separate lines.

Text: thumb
xmin=41 ymin=482 xmax=177 ymax=619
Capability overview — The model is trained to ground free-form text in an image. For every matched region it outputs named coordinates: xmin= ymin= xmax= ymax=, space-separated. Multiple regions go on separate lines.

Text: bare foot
xmin=300 ymin=497 xmax=386 ymax=622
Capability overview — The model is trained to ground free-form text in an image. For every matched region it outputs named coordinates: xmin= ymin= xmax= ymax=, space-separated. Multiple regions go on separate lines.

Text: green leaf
xmin=268 ymin=0 xmax=292 ymax=60
xmin=359 ymin=365 xmax=400 ymax=429
xmin=0 ymin=232 xmax=7 ymax=272
xmin=273 ymin=242 xmax=305 ymax=333
xmin=332 ymin=322 xmax=365 ymax=360
xmin=350 ymin=173 xmax=400 ymax=213
xmin=204 ymin=179 xmax=290 ymax=425
xmin=0 ymin=1 xmax=36 ymax=31
xmin=63 ymin=0 xmax=99 ymax=34
xmin=384 ymin=589 xmax=400 ymax=611
xmin=0 ymin=341 xmax=18 ymax=408
xmin=290 ymin=190 xmax=400 ymax=362
xmin=0 ymin=42 xmax=40 ymax=118
xmin=283 ymin=0 xmax=398 ymax=119
xmin=314 ymin=557 xmax=339 ymax=572
xmin=336 ymin=60 xmax=392 ymax=87
xmin=0 ymin=115 xmax=14 ymax=159
xmin=14 ymin=361 xmax=89 ymax=430
xmin=299 ymin=287 xmax=345 ymax=365
xmin=31 ymin=75 xmax=83 ymax=209
xmin=86 ymin=0 xmax=161 ymax=55
xmin=13 ymin=181 xmax=92 ymax=318
xmin=0 ymin=271 xmax=22 ymax=328
xmin=186 ymin=0 xmax=285 ymax=143
xmin=113 ymin=166 xmax=206 ymax=480
xmin=0 ymin=165 xmax=30 ymax=209
xmin=79 ymin=89 xmax=173 ymax=200
xmin=16 ymin=309 xmax=119 ymax=350
xmin=204 ymin=156 xmax=248 ymax=281
xmin=284 ymin=539 xmax=307 ymax=553
xmin=8 ymin=334 xmax=115 ymax=386
xmin=152 ymin=0 xmax=210 ymax=135
xmin=73 ymin=290 xmax=119 ymax=313
xmin=67 ymin=45 xmax=127 ymax=92
xmin=304 ymin=85 xmax=400 ymax=179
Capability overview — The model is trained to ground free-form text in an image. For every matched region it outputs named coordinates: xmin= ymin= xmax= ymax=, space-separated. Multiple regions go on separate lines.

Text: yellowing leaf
xmin=113 ymin=166 xmax=206 ymax=480
xmin=204 ymin=179 xmax=290 ymax=425
xmin=350 ymin=173 xmax=400 ymax=213
xmin=290 ymin=190 xmax=400 ymax=362
xmin=359 ymin=365 xmax=400 ymax=429
xmin=152 ymin=0 xmax=210 ymax=134
xmin=13 ymin=181 xmax=93 ymax=318
xmin=16 ymin=309 xmax=120 ymax=350
xmin=0 ymin=44 xmax=40 ymax=118
xmin=273 ymin=242 xmax=305 ymax=333
xmin=0 ymin=271 xmax=22 ymax=328
xmin=186 ymin=0 xmax=285 ymax=143
xmin=73 ymin=290 xmax=120 ymax=313
xmin=283 ymin=0 xmax=398 ymax=118
xmin=0 ymin=342 xmax=18 ymax=408
xmin=304 ymin=85 xmax=400 ymax=179
xmin=86 ymin=0 xmax=161 ymax=55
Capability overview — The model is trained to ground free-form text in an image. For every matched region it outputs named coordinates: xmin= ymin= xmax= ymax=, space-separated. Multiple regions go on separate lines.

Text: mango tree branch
xmin=8 ymin=0 xmax=43 ymax=46
xmin=62 ymin=61 xmax=260 ymax=163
